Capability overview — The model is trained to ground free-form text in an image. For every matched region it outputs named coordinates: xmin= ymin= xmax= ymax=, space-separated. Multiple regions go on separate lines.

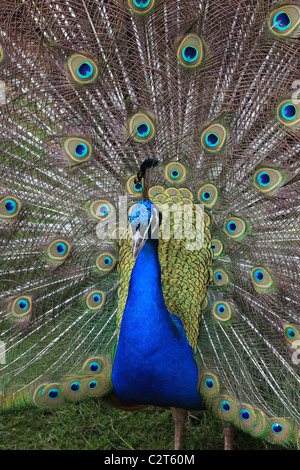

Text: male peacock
xmin=0 ymin=0 xmax=299 ymax=451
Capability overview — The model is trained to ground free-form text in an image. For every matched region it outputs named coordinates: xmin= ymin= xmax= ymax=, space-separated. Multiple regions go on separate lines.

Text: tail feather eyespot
xmin=67 ymin=54 xmax=98 ymax=84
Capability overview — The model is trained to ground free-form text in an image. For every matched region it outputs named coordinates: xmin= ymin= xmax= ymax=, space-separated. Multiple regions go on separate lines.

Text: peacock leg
xmin=222 ymin=422 xmax=234 ymax=450
xmin=171 ymin=407 xmax=188 ymax=450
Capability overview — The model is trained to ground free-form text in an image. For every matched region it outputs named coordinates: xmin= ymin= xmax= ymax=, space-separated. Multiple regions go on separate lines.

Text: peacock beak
xmin=132 ymin=230 xmax=146 ymax=261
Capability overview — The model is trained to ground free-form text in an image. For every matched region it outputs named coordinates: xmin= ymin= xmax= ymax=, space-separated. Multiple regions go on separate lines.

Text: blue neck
xmin=112 ymin=237 xmax=204 ymax=410
xmin=130 ymin=239 xmax=161 ymax=297
xmin=122 ymin=239 xmax=174 ymax=332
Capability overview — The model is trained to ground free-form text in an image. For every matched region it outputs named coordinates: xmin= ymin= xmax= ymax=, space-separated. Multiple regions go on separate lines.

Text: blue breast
xmin=112 ymin=239 xmax=205 ymax=411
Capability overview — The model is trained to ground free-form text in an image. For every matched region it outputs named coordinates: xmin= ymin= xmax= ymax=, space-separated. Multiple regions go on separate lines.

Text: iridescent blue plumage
xmin=112 ymin=237 xmax=205 ymax=410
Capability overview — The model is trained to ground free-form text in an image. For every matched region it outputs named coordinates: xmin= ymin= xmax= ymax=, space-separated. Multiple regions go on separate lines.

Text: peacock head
xmin=129 ymin=199 xmax=161 ymax=261
xmin=129 ymin=157 xmax=160 ymax=261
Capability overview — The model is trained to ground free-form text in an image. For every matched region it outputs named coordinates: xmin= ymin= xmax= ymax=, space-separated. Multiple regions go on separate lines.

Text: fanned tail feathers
xmin=0 ymin=0 xmax=299 ymax=448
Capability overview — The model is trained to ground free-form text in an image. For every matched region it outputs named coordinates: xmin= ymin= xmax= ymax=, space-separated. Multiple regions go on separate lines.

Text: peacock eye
xmin=129 ymin=113 xmax=155 ymax=143
xmin=96 ymin=252 xmax=116 ymax=273
xmin=215 ymin=394 xmax=238 ymax=420
xmin=67 ymin=54 xmax=98 ymax=84
xmin=129 ymin=0 xmax=154 ymax=14
xmin=18 ymin=299 xmax=29 ymax=310
xmin=33 ymin=383 xmax=65 ymax=408
xmin=205 ymin=378 xmax=214 ymax=389
xmin=272 ymin=423 xmax=283 ymax=434
xmin=134 ymin=0 xmax=150 ymax=6
xmin=10 ymin=295 xmax=33 ymax=319
xmin=241 ymin=409 xmax=250 ymax=420
xmin=287 ymin=328 xmax=295 ymax=339
xmin=0 ymin=196 xmax=22 ymax=219
xmin=257 ymin=172 xmax=270 ymax=186
xmin=177 ymin=34 xmax=203 ymax=68
xmin=56 ymin=243 xmax=67 ymax=255
xmin=210 ymin=239 xmax=223 ymax=257
xmin=134 ymin=183 xmax=143 ymax=192
xmin=136 ymin=123 xmax=150 ymax=137
xmin=273 ymin=11 xmax=291 ymax=30
xmin=179 ymin=188 xmax=193 ymax=200
xmin=251 ymin=267 xmax=273 ymax=290
xmin=221 ymin=401 xmax=231 ymax=412
xmin=77 ymin=62 xmax=94 ymax=79
xmin=164 ymin=187 xmax=182 ymax=203
xmin=47 ymin=239 xmax=70 ymax=261
xmin=63 ymin=137 xmax=92 ymax=163
xmin=61 ymin=377 xmax=87 ymax=401
xmin=164 ymin=162 xmax=186 ymax=183
xmin=89 ymin=200 xmax=114 ymax=221
xmin=55 ymin=241 xmax=68 ymax=256
xmin=85 ymin=290 xmax=105 ymax=309
xmin=134 ymin=182 xmax=143 ymax=191
xmin=197 ymin=184 xmax=218 ymax=208
xmin=126 ymin=176 xmax=145 ymax=197
xmin=213 ymin=301 xmax=232 ymax=322
xmin=90 ymin=362 xmax=100 ymax=372
xmin=5 ymin=200 xmax=16 ymax=212
xmin=283 ymin=324 xmax=299 ymax=343
xmin=254 ymin=168 xmax=283 ymax=194
xmin=213 ymin=269 xmax=229 ymax=286
xmin=267 ymin=418 xmax=292 ymax=443
xmin=81 ymin=373 xmax=106 ymax=397
xmin=99 ymin=204 xmax=109 ymax=217
xmin=75 ymin=143 xmax=88 ymax=157
xmin=100 ymin=205 xmax=108 ymax=216
xmin=281 ymin=103 xmax=296 ymax=120
xmin=199 ymin=372 xmax=220 ymax=398
xmin=182 ymin=46 xmax=199 ymax=63
xmin=269 ymin=6 xmax=300 ymax=37
xmin=70 ymin=382 xmax=81 ymax=392
xmin=224 ymin=217 xmax=246 ymax=239
xmin=82 ymin=357 xmax=104 ymax=375
xmin=277 ymin=100 xmax=300 ymax=126
xmin=254 ymin=269 xmax=264 ymax=282
xmin=201 ymin=124 xmax=227 ymax=152
xmin=48 ymin=388 xmax=60 ymax=399
xmin=205 ymin=133 xmax=219 ymax=147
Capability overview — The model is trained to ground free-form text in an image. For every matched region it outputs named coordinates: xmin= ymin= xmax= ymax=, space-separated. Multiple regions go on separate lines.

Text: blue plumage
xmin=112 ymin=238 xmax=205 ymax=411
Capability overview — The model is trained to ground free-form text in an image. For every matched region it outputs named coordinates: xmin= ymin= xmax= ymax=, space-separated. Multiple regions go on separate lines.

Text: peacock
xmin=0 ymin=0 xmax=299 ymax=451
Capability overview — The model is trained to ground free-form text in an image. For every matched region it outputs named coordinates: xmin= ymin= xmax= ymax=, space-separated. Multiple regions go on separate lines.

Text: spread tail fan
xmin=0 ymin=0 xmax=299 ymax=450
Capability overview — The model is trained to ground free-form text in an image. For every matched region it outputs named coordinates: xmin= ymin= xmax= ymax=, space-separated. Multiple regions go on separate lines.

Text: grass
xmin=0 ymin=399 xmax=281 ymax=450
